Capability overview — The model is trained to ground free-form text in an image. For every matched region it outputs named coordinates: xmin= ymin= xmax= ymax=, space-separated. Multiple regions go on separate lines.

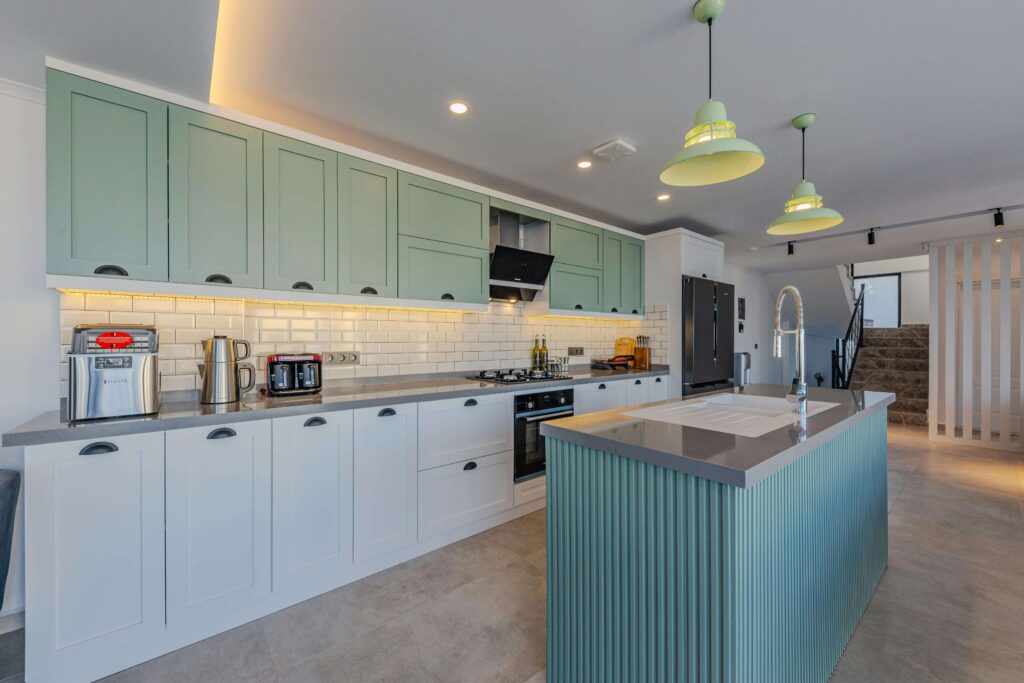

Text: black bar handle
xmin=207 ymin=427 xmax=237 ymax=440
xmin=574 ymin=304 xmax=583 ymax=310
xmin=205 ymin=274 xmax=233 ymax=285
xmin=464 ymin=399 xmax=478 ymax=407
xmin=598 ymin=383 xmax=606 ymax=389
xmin=360 ymin=286 xmax=378 ymax=295
xmin=94 ymin=265 xmax=128 ymax=277
xmin=378 ymin=408 xmax=396 ymax=417
xmin=304 ymin=417 xmax=327 ymax=427
xmin=441 ymin=293 xmax=455 ymax=300
xmin=635 ymin=379 xmax=642 ymax=385
xmin=79 ymin=441 xmax=118 ymax=456
xmin=463 ymin=461 xmax=478 ymax=471
xmin=292 ymin=281 xmax=313 ymax=290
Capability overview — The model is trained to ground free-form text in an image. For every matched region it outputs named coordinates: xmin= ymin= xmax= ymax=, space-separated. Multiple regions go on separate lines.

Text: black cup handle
xmin=360 ymin=287 xmax=378 ymax=295
xmin=632 ymin=309 xmax=639 ymax=314
xmin=656 ymin=378 xmax=662 ymax=383
xmin=205 ymin=274 xmax=233 ymax=285
xmin=635 ymin=379 xmax=642 ymax=385
xmin=378 ymin=408 xmax=396 ymax=417
xmin=207 ymin=427 xmax=237 ymax=440
xmin=441 ymin=293 xmax=455 ymax=301
xmin=574 ymin=304 xmax=583 ymax=310
xmin=292 ymin=281 xmax=314 ymax=291
xmin=304 ymin=417 xmax=327 ymax=427
xmin=79 ymin=441 xmax=118 ymax=456
xmin=94 ymin=265 xmax=128 ymax=277
xmin=611 ymin=307 xmax=618 ymax=313
xmin=598 ymin=383 xmax=606 ymax=390
xmin=463 ymin=461 xmax=478 ymax=471
xmin=464 ymin=399 xmax=478 ymax=407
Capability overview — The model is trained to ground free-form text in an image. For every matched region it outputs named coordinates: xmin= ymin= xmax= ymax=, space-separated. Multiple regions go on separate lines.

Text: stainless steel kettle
xmin=198 ymin=336 xmax=256 ymax=404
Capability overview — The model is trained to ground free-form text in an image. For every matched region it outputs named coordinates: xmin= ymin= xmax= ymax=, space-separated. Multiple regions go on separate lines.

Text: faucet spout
xmin=772 ymin=285 xmax=808 ymax=415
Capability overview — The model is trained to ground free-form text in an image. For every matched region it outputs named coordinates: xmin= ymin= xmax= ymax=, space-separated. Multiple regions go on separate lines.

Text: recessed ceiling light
xmin=995 ymin=237 xmax=1003 ymax=243
xmin=448 ymin=101 xmax=469 ymax=115
xmin=577 ymin=160 xmax=593 ymax=169
xmin=657 ymin=193 xmax=671 ymax=201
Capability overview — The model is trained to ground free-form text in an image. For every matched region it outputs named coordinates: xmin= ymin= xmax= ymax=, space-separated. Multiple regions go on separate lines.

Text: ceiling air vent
xmin=592 ymin=138 xmax=636 ymax=163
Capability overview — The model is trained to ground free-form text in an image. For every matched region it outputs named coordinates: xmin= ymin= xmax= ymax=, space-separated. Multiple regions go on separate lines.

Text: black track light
xmin=868 ymin=228 xmax=876 ymax=245
xmin=994 ymin=209 xmax=1004 ymax=229
xmin=787 ymin=241 xmax=794 ymax=256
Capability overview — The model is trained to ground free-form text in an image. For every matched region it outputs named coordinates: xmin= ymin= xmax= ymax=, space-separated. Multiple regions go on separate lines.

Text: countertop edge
xmin=542 ymin=391 xmax=896 ymax=489
xmin=3 ymin=367 xmax=669 ymax=448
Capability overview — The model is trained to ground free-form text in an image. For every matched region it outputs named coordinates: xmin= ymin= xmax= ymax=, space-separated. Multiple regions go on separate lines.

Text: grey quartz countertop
xmin=539 ymin=384 xmax=895 ymax=489
xmin=3 ymin=366 xmax=668 ymax=447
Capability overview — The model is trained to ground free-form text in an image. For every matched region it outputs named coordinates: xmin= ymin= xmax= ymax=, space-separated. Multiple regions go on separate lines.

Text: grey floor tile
xmin=0 ymin=630 xmax=23 ymax=681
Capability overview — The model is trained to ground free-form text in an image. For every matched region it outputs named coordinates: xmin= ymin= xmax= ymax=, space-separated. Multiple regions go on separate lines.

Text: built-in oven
xmin=514 ymin=388 xmax=573 ymax=482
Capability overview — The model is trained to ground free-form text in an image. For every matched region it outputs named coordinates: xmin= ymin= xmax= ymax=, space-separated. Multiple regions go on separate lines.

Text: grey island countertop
xmin=3 ymin=365 xmax=668 ymax=447
xmin=540 ymin=384 xmax=895 ymax=488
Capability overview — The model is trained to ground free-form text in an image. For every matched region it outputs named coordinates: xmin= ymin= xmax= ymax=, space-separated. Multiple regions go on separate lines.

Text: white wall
xmin=0 ymin=78 xmax=58 ymax=625
xmin=723 ymin=263 xmax=778 ymax=385
xmin=855 ymin=255 xmax=930 ymax=325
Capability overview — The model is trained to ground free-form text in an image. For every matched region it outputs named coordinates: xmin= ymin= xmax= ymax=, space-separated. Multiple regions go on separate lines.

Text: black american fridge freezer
xmin=681 ymin=276 xmax=735 ymax=396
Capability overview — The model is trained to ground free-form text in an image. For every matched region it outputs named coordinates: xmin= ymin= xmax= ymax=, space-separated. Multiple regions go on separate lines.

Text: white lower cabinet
xmin=418 ymin=451 xmax=513 ymax=539
xmin=650 ymin=375 xmax=669 ymax=401
xmin=272 ymin=412 xmax=354 ymax=591
xmin=353 ymin=404 xmax=418 ymax=563
xmin=626 ymin=377 xmax=651 ymax=406
xmin=418 ymin=393 xmax=512 ymax=470
xmin=25 ymin=432 xmax=165 ymax=682
xmin=574 ymin=380 xmax=627 ymax=414
xmin=166 ymin=420 xmax=272 ymax=628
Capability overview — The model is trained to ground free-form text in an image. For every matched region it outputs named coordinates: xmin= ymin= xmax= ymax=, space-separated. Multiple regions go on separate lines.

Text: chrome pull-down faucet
xmin=773 ymin=285 xmax=807 ymax=415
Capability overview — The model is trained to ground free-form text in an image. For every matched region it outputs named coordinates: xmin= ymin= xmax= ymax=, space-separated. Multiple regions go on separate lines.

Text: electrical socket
xmin=322 ymin=351 xmax=360 ymax=366
xmin=568 ymin=346 xmax=585 ymax=356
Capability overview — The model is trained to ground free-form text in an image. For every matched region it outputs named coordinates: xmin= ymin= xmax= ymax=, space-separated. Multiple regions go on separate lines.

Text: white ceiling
xmin=3 ymin=1 xmax=1023 ymax=272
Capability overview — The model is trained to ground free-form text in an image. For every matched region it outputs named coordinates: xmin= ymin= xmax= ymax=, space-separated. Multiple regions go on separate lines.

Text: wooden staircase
xmin=849 ymin=324 xmax=929 ymax=426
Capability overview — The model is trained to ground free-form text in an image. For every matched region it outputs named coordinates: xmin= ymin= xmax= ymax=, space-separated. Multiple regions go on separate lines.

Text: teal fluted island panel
xmin=546 ymin=409 xmax=888 ymax=683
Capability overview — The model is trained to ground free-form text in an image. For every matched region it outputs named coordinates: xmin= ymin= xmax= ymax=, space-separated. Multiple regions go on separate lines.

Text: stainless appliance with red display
xmin=514 ymin=388 xmax=573 ymax=481
xmin=265 ymin=354 xmax=323 ymax=396
xmin=67 ymin=324 xmax=160 ymax=421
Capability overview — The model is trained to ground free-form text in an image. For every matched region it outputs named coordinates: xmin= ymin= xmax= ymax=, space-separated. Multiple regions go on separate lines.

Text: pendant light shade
xmin=661 ymin=0 xmax=764 ymax=187
xmin=767 ymin=114 xmax=843 ymax=235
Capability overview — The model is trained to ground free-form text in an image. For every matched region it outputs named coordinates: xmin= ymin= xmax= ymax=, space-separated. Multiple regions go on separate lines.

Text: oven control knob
xmin=558 ymin=396 xmax=566 ymax=404
xmin=526 ymin=401 xmax=535 ymax=410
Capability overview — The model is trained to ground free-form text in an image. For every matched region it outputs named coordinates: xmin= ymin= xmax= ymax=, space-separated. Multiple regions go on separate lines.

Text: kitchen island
xmin=540 ymin=384 xmax=894 ymax=683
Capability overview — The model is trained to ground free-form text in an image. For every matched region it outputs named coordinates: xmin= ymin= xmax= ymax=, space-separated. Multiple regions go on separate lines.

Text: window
xmin=854 ymin=273 xmax=901 ymax=328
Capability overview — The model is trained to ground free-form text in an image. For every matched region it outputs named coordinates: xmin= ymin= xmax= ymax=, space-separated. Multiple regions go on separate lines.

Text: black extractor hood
xmin=489 ymin=245 xmax=554 ymax=302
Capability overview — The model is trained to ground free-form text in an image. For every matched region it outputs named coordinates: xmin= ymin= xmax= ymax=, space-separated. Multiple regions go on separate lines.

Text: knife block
xmin=633 ymin=347 xmax=651 ymax=370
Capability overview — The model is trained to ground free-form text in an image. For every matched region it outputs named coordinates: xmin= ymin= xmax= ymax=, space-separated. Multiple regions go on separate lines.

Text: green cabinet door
xmin=264 ymin=133 xmax=338 ymax=292
xmin=551 ymin=217 xmax=602 ymax=270
xmin=398 ymin=236 xmax=488 ymax=304
xmin=549 ymin=263 xmax=603 ymax=312
xmin=46 ymin=70 xmax=168 ymax=280
xmin=398 ymin=173 xmax=488 ymax=249
xmin=602 ymin=231 xmax=623 ymax=313
xmin=339 ymin=155 xmax=398 ymax=297
xmin=621 ymin=236 xmax=645 ymax=315
xmin=169 ymin=106 xmax=263 ymax=288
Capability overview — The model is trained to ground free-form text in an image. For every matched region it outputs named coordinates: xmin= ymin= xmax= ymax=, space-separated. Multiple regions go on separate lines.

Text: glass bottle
xmin=540 ymin=335 xmax=549 ymax=371
xmin=531 ymin=336 xmax=541 ymax=370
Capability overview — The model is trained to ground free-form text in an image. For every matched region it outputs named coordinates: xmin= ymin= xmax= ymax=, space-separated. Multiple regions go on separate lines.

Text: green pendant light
xmin=768 ymin=113 xmax=844 ymax=235
xmin=660 ymin=0 xmax=765 ymax=187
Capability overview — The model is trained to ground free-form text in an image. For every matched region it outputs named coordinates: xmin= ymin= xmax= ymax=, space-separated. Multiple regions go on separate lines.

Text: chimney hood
xmin=489 ymin=245 xmax=554 ymax=302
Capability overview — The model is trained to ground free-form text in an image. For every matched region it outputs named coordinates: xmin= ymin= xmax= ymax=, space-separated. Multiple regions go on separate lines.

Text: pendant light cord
xmin=801 ymin=127 xmax=806 ymax=180
xmin=707 ymin=18 xmax=713 ymax=100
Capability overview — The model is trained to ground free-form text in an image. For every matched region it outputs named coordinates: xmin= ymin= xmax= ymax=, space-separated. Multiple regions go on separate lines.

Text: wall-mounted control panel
xmin=568 ymin=347 xmax=585 ymax=356
xmin=323 ymin=351 xmax=360 ymax=366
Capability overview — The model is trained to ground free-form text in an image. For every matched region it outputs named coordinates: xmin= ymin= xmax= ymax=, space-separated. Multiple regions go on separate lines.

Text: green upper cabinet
xmin=169 ymin=106 xmax=263 ymax=288
xmin=46 ymin=70 xmax=168 ymax=281
xmin=550 ymin=217 xmax=602 ymax=270
xmin=549 ymin=263 xmax=602 ymax=312
xmin=339 ymin=155 xmax=398 ymax=297
xmin=603 ymin=232 xmax=645 ymax=315
xmin=620 ymin=236 xmax=645 ymax=315
xmin=398 ymin=236 xmax=488 ymax=305
xmin=489 ymin=197 xmax=551 ymax=223
xmin=398 ymin=173 xmax=488 ymax=249
xmin=263 ymin=133 xmax=338 ymax=293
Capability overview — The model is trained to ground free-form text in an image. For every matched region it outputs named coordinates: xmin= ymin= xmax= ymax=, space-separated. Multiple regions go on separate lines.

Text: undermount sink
xmin=623 ymin=392 xmax=839 ymax=438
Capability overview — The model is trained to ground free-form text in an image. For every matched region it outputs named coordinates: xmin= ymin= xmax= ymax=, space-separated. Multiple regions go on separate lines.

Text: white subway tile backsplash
xmin=175 ymin=299 xmax=216 ymax=315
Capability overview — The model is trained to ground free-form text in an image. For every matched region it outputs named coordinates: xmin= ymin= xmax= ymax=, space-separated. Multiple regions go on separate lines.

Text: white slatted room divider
xmin=929 ymin=233 xmax=1023 ymax=451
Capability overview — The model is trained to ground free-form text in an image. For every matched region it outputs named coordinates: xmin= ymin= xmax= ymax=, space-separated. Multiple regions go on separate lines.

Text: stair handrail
xmin=832 ymin=284 xmax=866 ymax=389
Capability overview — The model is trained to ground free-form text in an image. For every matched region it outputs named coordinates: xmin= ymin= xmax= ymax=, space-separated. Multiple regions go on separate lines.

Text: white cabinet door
xmin=680 ymin=234 xmax=724 ymax=281
xmin=626 ymin=377 xmax=651 ymax=407
xmin=574 ymin=380 xmax=627 ymax=414
xmin=353 ymin=404 xmax=418 ymax=563
xmin=418 ymin=393 xmax=512 ymax=470
xmin=166 ymin=420 xmax=272 ymax=627
xmin=418 ymin=451 xmax=512 ymax=539
xmin=25 ymin=433 xmax=165 ymax=680
xmin=649 ymin=376 xmax=670 ymax=402
xmin=272 ymin=412 xmax=353 ymax=591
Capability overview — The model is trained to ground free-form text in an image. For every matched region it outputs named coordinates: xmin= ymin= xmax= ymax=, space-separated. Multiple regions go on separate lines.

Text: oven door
xmin=514 ymin=407 xmax=574 ymax=482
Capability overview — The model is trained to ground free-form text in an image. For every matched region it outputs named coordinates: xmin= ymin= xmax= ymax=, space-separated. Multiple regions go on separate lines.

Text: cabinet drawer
xmin=574 ymin=380 xmax=627 ymax=415
xmin=398 ymin=235 xmax=488 ymax=304
xmin=418 ymin=451 xmax=513 ymax=539
xmin=418 ymin=393 xmax=512 ymax=470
